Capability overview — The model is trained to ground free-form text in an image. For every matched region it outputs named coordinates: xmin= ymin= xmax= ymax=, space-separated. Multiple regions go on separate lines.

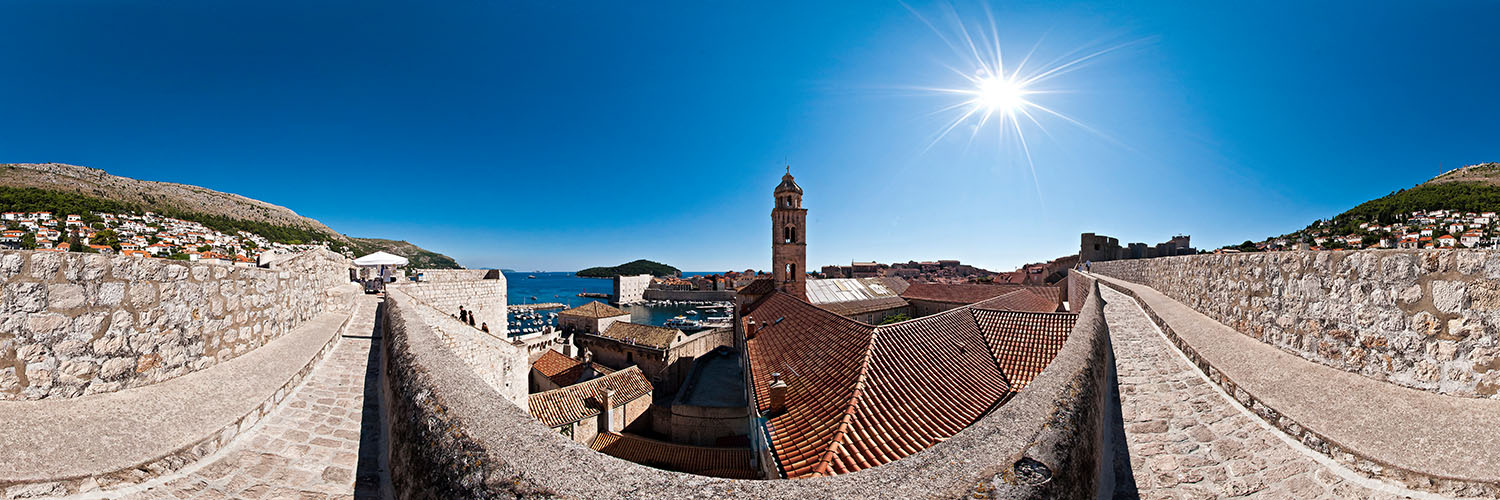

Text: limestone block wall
xmin=1092 ymin=249 xmax=1500 ymax=397
xmin=612 ymin=274 xmax=651 ymax=305
xmin=413 ymin=269 xmax=491 ymax=282
xmin=395 ymin=288 xmax=528 ymax=408
xmin=389 ymin=277 xmax=507 ymax=335
xmin=0 ymin=248 xmax=354 ymax=400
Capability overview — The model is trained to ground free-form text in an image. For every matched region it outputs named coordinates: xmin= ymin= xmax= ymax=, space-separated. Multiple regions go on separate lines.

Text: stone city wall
xmin=377 ymin=272 xmax=1119 ymax=498
xmin=389 ymin=277 xmax=507 ymax=335
xmin=1092 ymin=249 xmax=1500 ymax=398
xmin=641 ymin=289 xmax=736 ymax=302
xmin=0 ymin=248 xmax=353 ymax=400
xmin=412 ymin=269 xmax=491 ymax=282
xmin=389 ymin=288 xmax=528 ymax=408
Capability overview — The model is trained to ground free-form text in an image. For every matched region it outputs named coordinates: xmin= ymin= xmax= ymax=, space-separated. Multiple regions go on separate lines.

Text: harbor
xmin=503 ymin=271 xmax=735 ymax=334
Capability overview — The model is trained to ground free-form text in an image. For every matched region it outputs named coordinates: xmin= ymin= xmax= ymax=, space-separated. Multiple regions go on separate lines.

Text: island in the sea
xmin=576 ymin=259 xmax=681 ymax=278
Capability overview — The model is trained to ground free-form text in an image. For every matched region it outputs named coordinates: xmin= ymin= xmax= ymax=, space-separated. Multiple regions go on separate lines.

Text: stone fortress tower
xmin=771 ymin=167 xmax=807 ymax=300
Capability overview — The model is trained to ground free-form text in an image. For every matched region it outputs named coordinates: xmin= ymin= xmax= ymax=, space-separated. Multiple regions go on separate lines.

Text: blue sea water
xmin=502 ymin=271 xmax=731 ymax=329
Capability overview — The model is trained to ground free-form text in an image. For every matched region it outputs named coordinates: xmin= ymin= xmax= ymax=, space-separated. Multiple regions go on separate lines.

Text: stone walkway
xmin=115 ymin=295 xmax=389 ymax=500
xmin=1102 ymin=286 xmax=1432 ymax=500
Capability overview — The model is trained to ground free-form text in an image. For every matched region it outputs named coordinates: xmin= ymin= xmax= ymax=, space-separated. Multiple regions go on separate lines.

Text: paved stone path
xmin=118 ymin=295 xmax=388 ymax=500
xmin=1102 ymin=286 xmax=1434 ymax=500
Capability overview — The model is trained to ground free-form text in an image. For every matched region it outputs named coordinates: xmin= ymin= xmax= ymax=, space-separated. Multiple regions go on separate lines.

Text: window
xmin=627 ymin=352 xmax=633 ymax=364
xmin=783 ymin=225 xmax=797 ymax=243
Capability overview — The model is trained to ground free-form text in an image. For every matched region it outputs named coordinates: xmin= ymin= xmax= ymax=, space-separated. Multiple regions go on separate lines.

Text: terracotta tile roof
xmin=599 ymin=321 xmax=682 ymax=350
xmin=745 ymin=291 xmax=1078 ymax=478
xmin=589 ymin=433 xmax=756 ymax=479
xmin=559 ymin=301 xmax=630 ymax=319
xmin=551 ymin=362 xmax=614 ymax=387
xmin=527 ymin=366 xmax=652 ymax=428
xmin=969 ymin=289 xmax=1061 ymax=313
xmin=901 ymin=282 xmax=1061 ymax=306
xmin=816 ymin=296 xmax=910 ymax=317
xmin=738 ymin=278 xmax=775 ymax=296
xmin=971 ymin=310 xmax=1075 ymax=391
xmin=531 ymin=350 xmax=580 ymax=379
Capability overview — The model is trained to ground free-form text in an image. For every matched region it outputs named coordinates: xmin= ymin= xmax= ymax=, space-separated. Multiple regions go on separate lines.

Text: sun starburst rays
xmin=905 ymin=2 xmax=1136 ymax=202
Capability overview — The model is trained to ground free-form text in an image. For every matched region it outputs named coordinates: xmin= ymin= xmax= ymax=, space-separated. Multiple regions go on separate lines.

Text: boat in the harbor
xmin=665 ymin=316 xmax=701 ymax=330
xmin=527 ymin=275 xmax=537 ymax=279
xmin=685 ymin=310 xmax=698 ymax=316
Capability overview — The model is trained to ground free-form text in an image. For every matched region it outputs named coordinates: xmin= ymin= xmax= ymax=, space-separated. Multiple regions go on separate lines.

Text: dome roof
xmin=775 ymin=169 xmax=802 ymax=194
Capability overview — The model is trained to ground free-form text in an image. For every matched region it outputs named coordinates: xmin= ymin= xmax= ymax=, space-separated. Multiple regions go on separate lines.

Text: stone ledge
xmin=1094 ymin=273 xmax=1500 ymax=497
xmin=0 ymin=289 xmax=365 ymax=498
xmin=379 ymin=280 xmax=1117 ymax=499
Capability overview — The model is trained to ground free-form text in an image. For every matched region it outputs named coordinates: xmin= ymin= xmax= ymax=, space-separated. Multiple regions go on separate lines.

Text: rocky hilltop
xmin=1 ymin=163 xmax=336 ymax=234
xmin=0 ymin=162 xmax=462 ymax=268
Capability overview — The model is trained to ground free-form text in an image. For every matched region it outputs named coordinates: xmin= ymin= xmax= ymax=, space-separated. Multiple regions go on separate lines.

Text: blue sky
xmin=2 ymin=1 xmax=1497 ymax=271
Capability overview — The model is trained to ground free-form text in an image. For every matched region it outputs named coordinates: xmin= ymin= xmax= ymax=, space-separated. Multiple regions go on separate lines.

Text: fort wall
xmin=1092 ymin=249 xmax=1500 ymax=397
xmin=387 ymin=287 xmax=528 ymax=408
xmin=389 ymin=277 xmax=507 ymax=335
xmin=0 ymin=248 xmax=354 ymax=400
xmin=412 ymin=269 xmax=493 ymax=282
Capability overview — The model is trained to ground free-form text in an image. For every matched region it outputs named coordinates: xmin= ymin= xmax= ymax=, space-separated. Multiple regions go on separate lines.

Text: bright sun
xmin=975 ymin=75 xmax=1027 ymax=112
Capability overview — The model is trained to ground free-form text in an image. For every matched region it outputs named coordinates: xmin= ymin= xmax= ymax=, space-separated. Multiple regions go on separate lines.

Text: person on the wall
xmin=481 ymin=322 xmax=490 ymax=333
xmin=459 ymin=306 xmax=468 ymax=323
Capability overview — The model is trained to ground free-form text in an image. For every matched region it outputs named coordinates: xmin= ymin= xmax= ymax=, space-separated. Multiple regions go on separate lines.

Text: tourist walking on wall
xmin=459 ymin=306 xmax=468 ymax=323
xmin=481 ymin=322 xmax=489 ymax=333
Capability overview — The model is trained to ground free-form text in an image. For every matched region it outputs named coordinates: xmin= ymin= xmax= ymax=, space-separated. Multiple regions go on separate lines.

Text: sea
xmin=502 ymin=271 xmax=730 ymax=330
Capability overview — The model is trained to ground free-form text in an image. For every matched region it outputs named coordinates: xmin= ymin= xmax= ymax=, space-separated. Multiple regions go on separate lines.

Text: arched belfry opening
xmin=771 ymin=167 xmax=807 ymax=299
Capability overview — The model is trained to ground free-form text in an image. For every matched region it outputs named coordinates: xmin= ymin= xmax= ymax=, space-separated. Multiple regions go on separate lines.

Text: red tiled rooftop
xmin=900 ymin=282 xmax=1061 ymax=305
xmin=598 ymin=321 xmax=682 ymax=350
xmin=589 ymin=432 xmax=756 ymax=479
xmin=744 ymin=291 xmax=1078 ymax=478
xmin=558 ymin=301 xmax=630 ymax=319
xmin=527 ymin=366 xmax=652 ymax=428
xmin=531 ymin=350 xmax=581 ymax=379
xmin=969 ymin=289 xmax=1062 ymax=313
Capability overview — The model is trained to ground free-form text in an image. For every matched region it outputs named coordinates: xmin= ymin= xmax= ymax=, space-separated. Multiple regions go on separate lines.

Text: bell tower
xmin=771 ymin=167 xmax=807 ymax=300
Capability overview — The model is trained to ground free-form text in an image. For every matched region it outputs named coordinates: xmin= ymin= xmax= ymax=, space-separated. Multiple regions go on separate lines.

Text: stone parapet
xmin=1095 ymin=275 xmax=1500 ymax=496
xmin=1091 ymin=250 xmax=1500 ymax=397
xmin=0 ymin=248 xmax=353 ymax=400
xmin=378 ymin=275 xmax=1119 ymax=498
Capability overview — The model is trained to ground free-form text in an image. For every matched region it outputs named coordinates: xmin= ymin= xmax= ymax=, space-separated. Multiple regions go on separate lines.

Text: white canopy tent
xmin=353 ymin=251 xmax=409 ymax=267
xmin=354 ymin=251 xmax=410 ymax=286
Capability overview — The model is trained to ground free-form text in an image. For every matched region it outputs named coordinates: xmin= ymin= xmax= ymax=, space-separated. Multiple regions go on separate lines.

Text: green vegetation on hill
xmin=577 ymin=259 xmax=681 ymax=278
xmin=1310 ymin=182 xmax=1500 ymax=235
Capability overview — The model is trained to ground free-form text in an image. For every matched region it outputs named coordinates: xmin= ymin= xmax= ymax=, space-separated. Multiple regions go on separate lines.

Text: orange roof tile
xmin=745 ymin=291 xmax=1077 ymax=478
xmin=969 ymin=289 xmax=1061 ymax=313
xmin=598 ymin=321 xmax=682 ymax=349
xmin=558 ymin=301 xmax=630 ymax=319
xmin=527 ymin=366 xmax=652 ymax=428
xmin=901 ymin=282 xmax=1060 ymax=305
xmin=589 ymin=433 xmax=756 ymax=479
xmin=531 ymin=350 xmax=581 ymax=379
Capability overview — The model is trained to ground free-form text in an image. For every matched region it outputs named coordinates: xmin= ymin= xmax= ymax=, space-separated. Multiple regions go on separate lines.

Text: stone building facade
xmin=0 ymin=248 xmax=354 ymax=400
xmin=771 ymin=169 xmax=807 ymax=300
xmin=1092 ymin=249 xmax=1500 ymax=398
xmin=612 ymin=274 xmax=651 ymax=306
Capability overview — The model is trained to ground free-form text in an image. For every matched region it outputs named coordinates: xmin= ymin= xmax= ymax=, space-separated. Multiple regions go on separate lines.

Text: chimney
xmin=599 ymin=388 xmax=616 ymax=434
xmin=742 ymin=317 xmax=758 ymax=340
xmin=562 ymin=340 xmax=573 ymax=358
xmin=768 ymin=373 xmax=788 ymax=415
